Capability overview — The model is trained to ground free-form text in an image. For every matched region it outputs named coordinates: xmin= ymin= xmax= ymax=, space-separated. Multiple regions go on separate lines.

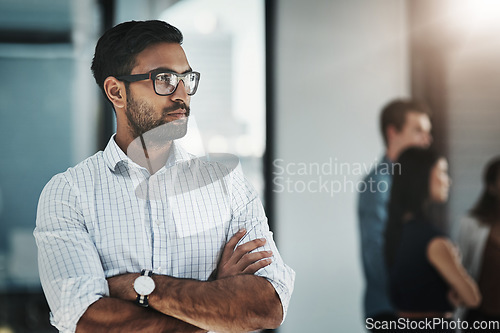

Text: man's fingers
xmin=228 ymin=229 xmax=248 ymax=249
xmin=239 ymin=251 xmax=273 ymax=267
xmin=216 ymin=233 xmax=270 ymax=279
xmin=235 ymin=250 xmax=272 ymax=274
xmin=220 ymin=229 xmax=247 ymax=263
xmin=242 ymin=258 xmax=273 ymax=275
xmin=233 ymin=238 xmax=267 ymax=257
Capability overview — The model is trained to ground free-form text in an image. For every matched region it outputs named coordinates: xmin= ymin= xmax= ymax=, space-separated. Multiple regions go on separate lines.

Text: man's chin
xmin=168 ymin=116 xmax=188 ymax=126
xmin=165 ymin=113 xmax=188 ymax=122
xmin=144 ymin=118 xmax=188 ymax=142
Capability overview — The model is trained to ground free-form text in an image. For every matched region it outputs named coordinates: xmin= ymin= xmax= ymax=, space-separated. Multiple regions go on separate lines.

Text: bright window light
xmin=448 ymin=0 xmax=500 ymax=32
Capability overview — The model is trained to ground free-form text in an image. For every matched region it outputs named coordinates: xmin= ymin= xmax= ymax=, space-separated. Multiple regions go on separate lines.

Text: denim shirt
xmin=358 ymin=155 xmax=395 ymax=318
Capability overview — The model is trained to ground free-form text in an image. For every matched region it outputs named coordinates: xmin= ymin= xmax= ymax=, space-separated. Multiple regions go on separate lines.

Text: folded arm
xmin=157 ymin=274 xmax=282 ymax=332
xmin=427 ymin=237 xmax=481 ymax=308
xmin=79 ymin=230 xmax=274 ymax=333
xmin=36 ymin=165 xmax=292 ymax=332
xmin=106 ymin=231 xmax=280 ymax=332
xmin=107 ymin=273 xmax=282 ymax=333
xmin=76 ymin=298 xmax=206 ymax=333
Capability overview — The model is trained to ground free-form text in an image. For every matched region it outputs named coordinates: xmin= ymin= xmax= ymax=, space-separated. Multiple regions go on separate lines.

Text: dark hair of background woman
xmin=470 ymin=156 xmax=500 ymax=225
xmin=384 ymin=147 xmax=441 ymax=267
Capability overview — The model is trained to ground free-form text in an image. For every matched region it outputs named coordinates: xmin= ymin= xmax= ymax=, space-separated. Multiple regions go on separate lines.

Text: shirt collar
xmin=165 ymin=141 xmax=194 ymax=168
xmin=103 ymin=134 xmax=194 ymax=172
xmin=103 ymin=134 xmax=129 ymax=172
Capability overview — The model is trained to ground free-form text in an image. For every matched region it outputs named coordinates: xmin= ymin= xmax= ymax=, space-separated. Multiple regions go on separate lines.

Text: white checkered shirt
xmin=34 ymin=135 xmax=295 ymax=333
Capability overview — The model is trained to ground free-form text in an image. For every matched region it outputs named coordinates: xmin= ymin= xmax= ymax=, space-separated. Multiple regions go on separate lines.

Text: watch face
xmin=134 ymin=276 xmax=155 ymax=295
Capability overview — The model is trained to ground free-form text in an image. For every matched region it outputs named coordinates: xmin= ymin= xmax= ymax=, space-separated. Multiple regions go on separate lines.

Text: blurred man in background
xmin=358 ymin=99 xmax=432 ymax=330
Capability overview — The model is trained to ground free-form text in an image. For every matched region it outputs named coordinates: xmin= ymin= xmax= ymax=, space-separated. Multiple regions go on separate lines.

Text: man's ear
xmin=104 ymin=76 xmax=126 ymax=110
xmin=386 ymin=124 xmax=398 ymax=142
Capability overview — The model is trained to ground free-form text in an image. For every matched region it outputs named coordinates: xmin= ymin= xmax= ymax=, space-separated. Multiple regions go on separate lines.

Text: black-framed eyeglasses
xmin=116 ymin=70 xmax=201 ymax=96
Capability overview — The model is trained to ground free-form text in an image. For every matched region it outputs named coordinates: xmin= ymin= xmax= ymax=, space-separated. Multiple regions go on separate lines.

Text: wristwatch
xmin=133 ymin=269 xmax=155 ymax=307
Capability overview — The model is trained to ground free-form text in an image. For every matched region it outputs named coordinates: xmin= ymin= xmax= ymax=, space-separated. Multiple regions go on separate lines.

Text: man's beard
xmin=125 ymin=93 xmax=190 ymax=148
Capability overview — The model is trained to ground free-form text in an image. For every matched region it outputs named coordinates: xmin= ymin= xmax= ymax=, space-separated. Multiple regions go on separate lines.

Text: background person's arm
xmin=427 ymin=237 xmax=482 ymax=308
xmin=358 ymin=173 xmax=392 ymax=293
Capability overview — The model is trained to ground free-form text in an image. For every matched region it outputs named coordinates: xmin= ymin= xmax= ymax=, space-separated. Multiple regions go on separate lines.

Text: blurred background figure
xmin=457 ymin=157 xmax=500 ymax=331
xmin=385 ymin=148 xmax=480 ymax=332
xmin=358 ymin=99 xmax=432 ymax=329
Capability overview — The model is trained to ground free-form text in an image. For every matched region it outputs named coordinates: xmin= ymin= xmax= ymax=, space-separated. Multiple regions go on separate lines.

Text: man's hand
xmin=213 ymin=229 xmax=273 ymax=280
xmin=105 ymin=230 xmax=281 ymax=332
xmin=108 ymin=229 xmax=273 ymax=297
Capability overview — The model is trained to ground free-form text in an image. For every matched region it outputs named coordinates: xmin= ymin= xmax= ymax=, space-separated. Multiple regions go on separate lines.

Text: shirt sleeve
xmin=358 ymin=173 xmax=391 ymax=290
xmin=34 ymin=173 xmax=109 ymax=333
xmin=228 ymin=169 xmax=295 ymax=323
xmin=456 ymin=215 xmax=490 ymax=280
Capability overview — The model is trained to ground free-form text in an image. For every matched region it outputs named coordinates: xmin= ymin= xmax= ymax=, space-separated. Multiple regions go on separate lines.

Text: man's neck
xmin=385 ymin=146 xmax=399 ymax=162
xmin=138 ymin=136 xmax=173 ymax=175
xmin=116 ymin=134 xmax=172 ymax=175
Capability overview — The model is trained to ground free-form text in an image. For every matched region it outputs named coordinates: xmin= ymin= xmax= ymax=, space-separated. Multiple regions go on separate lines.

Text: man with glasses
xmin=35 ymin=20 xmax=294 ymax=333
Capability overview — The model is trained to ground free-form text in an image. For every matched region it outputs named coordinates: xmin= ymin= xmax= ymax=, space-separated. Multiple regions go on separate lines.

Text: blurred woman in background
xmin=458 ymin=156 xmax=500 ymax=331
xmin=384 ymin=148 xmax=480 ymax=332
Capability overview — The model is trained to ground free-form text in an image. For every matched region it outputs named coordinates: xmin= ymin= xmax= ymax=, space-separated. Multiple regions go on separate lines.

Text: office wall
xmin=446 ymin=15 xmax=500 ymax=236
xmin=274 ymin=1 xmax=409 ymax=331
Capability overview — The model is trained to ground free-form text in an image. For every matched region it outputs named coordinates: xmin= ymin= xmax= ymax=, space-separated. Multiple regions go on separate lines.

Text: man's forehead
xmin=405 ymin=111 xmax=431 ymax=127
xmin=131 ymin=42 xmax=191 ymax=74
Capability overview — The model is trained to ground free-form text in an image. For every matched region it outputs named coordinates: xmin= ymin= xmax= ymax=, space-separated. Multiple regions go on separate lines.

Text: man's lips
xmin=168 ymin=110 xmax=186 ymax=115
xmin=163 ymin=102 xmax=190 ymax=120
xmin=166 ymin=110 xmax=188 ymax=120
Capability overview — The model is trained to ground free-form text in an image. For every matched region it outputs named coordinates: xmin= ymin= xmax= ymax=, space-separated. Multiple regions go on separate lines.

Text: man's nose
xmin=170 ymin=80 xmax=188 ymax=103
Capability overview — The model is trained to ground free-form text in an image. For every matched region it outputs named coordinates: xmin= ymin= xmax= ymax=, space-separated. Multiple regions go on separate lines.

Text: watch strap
xmin=136 ymin=294 xmax=149 ymax=307
xmin=142 ymin=269 xmax=153 ymax=277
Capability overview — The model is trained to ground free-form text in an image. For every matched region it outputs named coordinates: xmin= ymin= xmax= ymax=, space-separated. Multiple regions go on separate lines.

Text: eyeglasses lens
xmin=155 ymin=73 xmax=198 ymax=96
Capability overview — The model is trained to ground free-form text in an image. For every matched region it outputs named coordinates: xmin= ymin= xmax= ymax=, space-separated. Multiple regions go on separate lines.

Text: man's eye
xmin=157 ymin=74 xmax=173 ymax=83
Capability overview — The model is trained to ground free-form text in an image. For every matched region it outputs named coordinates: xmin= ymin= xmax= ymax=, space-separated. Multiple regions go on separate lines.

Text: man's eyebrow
xmin=151 ymin=67 xmax=193 ymax=74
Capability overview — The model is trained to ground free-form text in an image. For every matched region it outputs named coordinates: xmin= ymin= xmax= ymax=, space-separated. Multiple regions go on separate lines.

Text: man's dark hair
xmin=380 ymin=99 xmax=432 ymax=147
xmin=384 ymin=147 xmax=441 ymax=267
xmin=91 ymin=20 xmax=183 ymax=98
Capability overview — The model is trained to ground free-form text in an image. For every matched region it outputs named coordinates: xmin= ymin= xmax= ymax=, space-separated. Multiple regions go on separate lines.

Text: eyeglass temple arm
xmin=115 ymin=73 xmax=151 ymax=82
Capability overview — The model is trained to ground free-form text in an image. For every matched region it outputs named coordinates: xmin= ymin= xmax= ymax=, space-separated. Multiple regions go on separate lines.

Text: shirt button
xmin=157 ymin=267 xmax=162 ymax=273
xmin=155 ymin=219 xmax=161 ymax=226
